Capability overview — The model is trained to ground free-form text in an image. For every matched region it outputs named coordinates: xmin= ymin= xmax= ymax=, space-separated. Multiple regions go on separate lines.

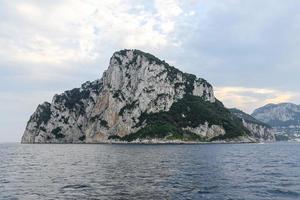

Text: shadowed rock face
xmin=230 ymin=108 xmax=275 ymax=142
xmin=21 ymin=49 xmax=273 ymax=143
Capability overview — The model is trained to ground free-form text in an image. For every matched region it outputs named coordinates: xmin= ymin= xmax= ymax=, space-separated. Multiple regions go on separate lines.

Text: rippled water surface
xmin=1 ymin=142 xmax=300 ymax=200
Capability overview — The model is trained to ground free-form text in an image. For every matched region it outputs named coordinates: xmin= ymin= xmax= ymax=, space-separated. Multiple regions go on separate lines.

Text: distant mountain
xmin=230 ymin=108 xmax=275 ymax=142
xmin=252 ymin=103 xmax=300 ymax=140
xmin=21 ymin=49 xmax=274 ymax=144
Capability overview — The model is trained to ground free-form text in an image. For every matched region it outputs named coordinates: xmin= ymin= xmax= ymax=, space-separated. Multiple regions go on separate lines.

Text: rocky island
xmin=21 ymin=49 xmax=275 ymax=143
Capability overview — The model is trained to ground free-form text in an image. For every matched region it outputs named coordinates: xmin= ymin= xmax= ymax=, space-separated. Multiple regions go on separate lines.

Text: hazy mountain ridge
xmin=252 ymin=103 xmax=300 ymax=140
xmin=21 ymin=49 xmax=275 ymax=143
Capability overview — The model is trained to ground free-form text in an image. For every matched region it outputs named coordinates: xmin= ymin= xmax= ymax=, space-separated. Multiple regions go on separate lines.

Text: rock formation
xmin=230 ymin=108 xmax=275 ymax=142
xmin=22 ymin=49 xmax=275 ymax=143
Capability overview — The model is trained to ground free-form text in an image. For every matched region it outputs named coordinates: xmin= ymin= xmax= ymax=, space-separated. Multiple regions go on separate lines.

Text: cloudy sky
xmin=1 ymin=0 xmax=300 ymax=142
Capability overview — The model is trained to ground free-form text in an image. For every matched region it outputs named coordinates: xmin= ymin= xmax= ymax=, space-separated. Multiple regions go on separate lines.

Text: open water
xmin=0 ymin=142 xmax=299 ymax=199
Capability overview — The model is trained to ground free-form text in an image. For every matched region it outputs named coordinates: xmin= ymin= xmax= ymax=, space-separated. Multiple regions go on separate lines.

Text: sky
xmin=1 ymin=0 xmax=300 ymax=142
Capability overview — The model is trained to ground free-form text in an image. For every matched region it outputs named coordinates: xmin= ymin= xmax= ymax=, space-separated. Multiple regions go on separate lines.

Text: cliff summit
xmin=22 ymin=49 xmax=275 ymax=143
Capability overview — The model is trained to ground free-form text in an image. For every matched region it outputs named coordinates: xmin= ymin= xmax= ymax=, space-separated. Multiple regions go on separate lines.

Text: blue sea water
xmin=0 ymin=142 xmax=299 ymax=200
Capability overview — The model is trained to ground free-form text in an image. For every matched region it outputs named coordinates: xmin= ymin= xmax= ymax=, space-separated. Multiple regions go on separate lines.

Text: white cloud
xmin=154 ymin=0 xmax=182 ymax=19
xmin=16 ymin=2 xmax=43 ymax=17
xmin=215 ymin=86 xmax=300 ymax=113
xmin=0 ymin=0 xmax=184 ymax=69
xmin=0 ymin=35 xmax=80 ymax=64
xmin=154 ymin=0 xmax=182 ymax=33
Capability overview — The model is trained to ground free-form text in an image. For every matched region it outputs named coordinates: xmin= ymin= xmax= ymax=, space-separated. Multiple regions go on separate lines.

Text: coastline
xmin=21 ymin=139 xmax=268 ymax=145
xmin=21 ymin=135 xmax=271 ymax=144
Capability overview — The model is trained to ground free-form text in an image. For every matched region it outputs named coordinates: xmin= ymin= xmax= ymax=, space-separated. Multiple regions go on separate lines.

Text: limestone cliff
xmin=21 ymin=49 xmax=273 ymax=143
xmin=230 ymin=108 xmax=275 ymax=142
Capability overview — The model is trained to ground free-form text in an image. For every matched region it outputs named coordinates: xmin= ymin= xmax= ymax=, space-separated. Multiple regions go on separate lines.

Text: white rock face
xmin=230 ymin=108 xmax=276 ymax=142
xmin=21 ymin=50 xmax=216 ymax=143
xmin=183 ymin=122 xmax=225 ymax=139
xmin=242 ymin=120 xmax=275 ymax=142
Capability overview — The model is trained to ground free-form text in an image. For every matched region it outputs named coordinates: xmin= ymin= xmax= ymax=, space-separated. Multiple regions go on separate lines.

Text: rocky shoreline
xmin=22 ymin=136 xmax=269 ymax=144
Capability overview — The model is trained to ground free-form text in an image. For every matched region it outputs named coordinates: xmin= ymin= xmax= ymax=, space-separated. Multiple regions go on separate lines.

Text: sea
xmin=0 ymin=142 xmax=299 ymax=200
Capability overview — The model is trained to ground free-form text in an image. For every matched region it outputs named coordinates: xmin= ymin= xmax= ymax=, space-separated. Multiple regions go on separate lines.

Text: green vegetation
xmin=183 ymin=73 xmax=197 ymax=94
xmin=81 ymin=80 xmax=103 ymax=95
xmin=133 ymin=49 xmax=168 ymax=66
xmin=114 ymin=56 xmax=122 ymax=65
xmin=119 ymin=100 xmax=138 ymax=116
xmin=144 ymin=88 xmax=155 ymax=93
xmin=115 ymin=49 xmax=139 ymax=68
xmin=65 ymin=88 xmax=90 ymax=109
xmin=79 ymin=135 xmax=86 ymax=141
xmin=90 ymin=114 xmax=99 ymax=122
xmin=229 ymin=108 xmax=270 ymax=127
xmin=51 ymin=127 xmax=65 ymax=139
xmin=33 ymin=102 xmax=51 ymax=127
xmin=54 ymin=88 xmax=90 ymax=115
xmin=100 ymin=120 xmax=109 ymax=128
xmin=116 ymin=95 xmax=249 ymax=142
xmin=62 ymin=116 xmax=69 ymax=124
xmin=109 ymin=124 xmax=204 ymax=142
xmin=122 ymin=124 xmax=177 ymax=142
xmin=113 ymin=90 xmax=125 ymax=101
xmin=108 ymin=135 xmax=122 ymax=140
xmin=39 ymin=126 xmax=47 ymax=132
xmin=165 ymin=131 xmax=204 ymax=141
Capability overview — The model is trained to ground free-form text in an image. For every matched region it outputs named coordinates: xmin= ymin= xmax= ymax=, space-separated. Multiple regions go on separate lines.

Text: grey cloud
xmin=1 ymin=0 xmax=300 ymax=141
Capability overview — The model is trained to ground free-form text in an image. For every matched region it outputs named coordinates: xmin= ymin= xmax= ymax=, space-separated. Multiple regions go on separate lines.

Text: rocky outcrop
xmin=252 ymin=103 xmax=300 ymax=140
xmin=241 ymin=122 xmax=275 ymax=142
xmin=230 ymin=108 xmax=275 ymax=142
xmin=21 ymin=49 xmax=272 ymax=143
xmin=182 ymin=122 xmax=226 ymax=140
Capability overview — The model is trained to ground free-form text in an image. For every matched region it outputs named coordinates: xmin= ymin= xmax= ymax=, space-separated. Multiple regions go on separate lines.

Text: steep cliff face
xmin=22 ymin=49 xmax=271 ymax=143
xmin=230 ymin=108 xmax=275 ymax=142
xmin=252 ymin=103 xmax=300 ymax=126
xmin=252 ymin=103 xmax=300 ymax=140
